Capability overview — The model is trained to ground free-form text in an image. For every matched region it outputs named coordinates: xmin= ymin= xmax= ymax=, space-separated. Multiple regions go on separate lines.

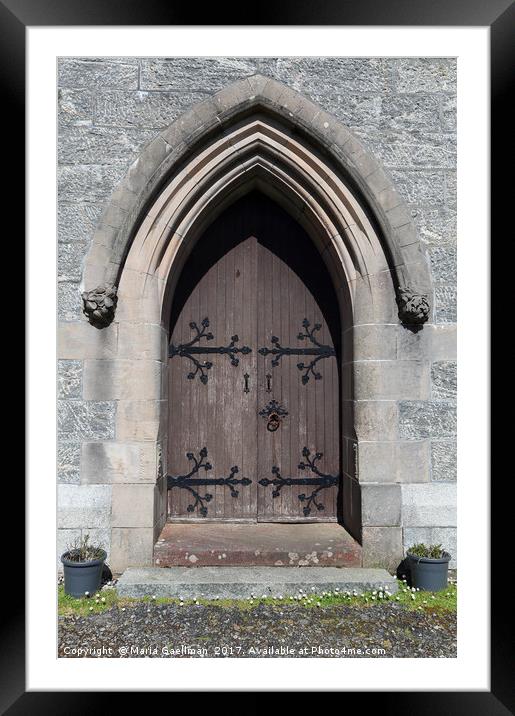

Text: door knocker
xmin=259 ymin=400 xmax=288 ymax=432
xmin=267 ymin=412 xmax=281 ymax=432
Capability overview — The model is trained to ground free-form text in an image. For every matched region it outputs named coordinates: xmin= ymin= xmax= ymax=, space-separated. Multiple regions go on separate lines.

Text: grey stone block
xmin=58 ymin=58 xmax=139 ymax=89
xmin=431 ymin=439 xmax=457 ymax=482
xmin=309 ymin=92 xmax=382 ymax=129
xmin=390 ymin=169 xmax=446 ymax=206
xmin=430 ymin=246 xmax=456 ymax=285
xmin=361 ymin=484 xmax=401 ymax=526
xmin=57 ymin=484 xmax=112 ymax=528
xmin=380 ymin=94 xmax=442 ymax=131
xmin=435 ymin=285 xmax=457 ymax=323
xmin=344 ymin=324 xmax=397 ymax=362
xmin=273 ymin=57 xmax=392 ymax=95
xmin=401 ymin=483 xmax=457 ymax=527
xmin=58 ymin=88 xmax=94 ymax=126
xmin=393 ymin=58 xmax=456 ymax=93
xmin=58 ymin=359 xmax=82 ymax=399
xmin=58 ymin=126 xmax=156 ymax=165
xmin=58 ymin=164 xmax=128 ymax=204
xmin=58 ymin=202 xmax=104 ymax=243
xmin=355 ymin=129 xmax=456 ymax=170
xmin=441 ymin=95 xmax=457 ymax=132
xmin=58 ymin=400 xmax=115 ymax=441
xmin=351 ymin=400 xmax=399 ymax=441
xmin=445 ymin=170 xmax=457 ymax=206
xmin=359 ymin=440 xmax=430 ymax=484
xmin=58 ymin=321 xmax=119 ymax=360
xmin=411 ymin=206 xmax=456 ymax=248
xmin=403 ymin=527 xmax=457 ymax=568
xmin=81 ymin=441 xmax=158 ymax=484
xmin=351 ymin=360 xmax=430 ymax=401
xmin=111 ymin=484 xmax=156 ymax=528
xmin=57 ymin=442 xmax=81 ymax=484
xmin=431 ymin=361 xmax=457 ymax=400
xmin=362 ymin=527 xmax=403 ymax=571
xmin=431 ymin=325 xmax=457 ymax=361
xmin=82 ymin=359 xmax=164 ymax=401
xmin=58 ymin=242 xmax=88 ymax=282
xmin=140 ymin=57 xmax=258 ymax=91
xmin=58 ymin=282 xmax=82 ymax=321
xmin=399 ymin=401 xmax=457 ymax=439
xmin=94 ymin=90 xmax=210 ymax=129
xmin=111 ymin=528 xmax=155 ymax=572
xmin=116 ymin=566 xmax=398 ymax=599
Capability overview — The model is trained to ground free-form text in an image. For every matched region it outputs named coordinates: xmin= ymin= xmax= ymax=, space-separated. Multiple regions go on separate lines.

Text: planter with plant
xmin=61 ymin=534 xmax=107 ymax=598
xmin=406 ymin=543 xmax=451 ymax=592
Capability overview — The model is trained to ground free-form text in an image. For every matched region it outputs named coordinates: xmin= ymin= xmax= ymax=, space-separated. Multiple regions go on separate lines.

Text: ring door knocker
xmin=259 ymin=400 xmax=288 ymax=433
xmin=267 ymin=412 xmax=281 ymax=432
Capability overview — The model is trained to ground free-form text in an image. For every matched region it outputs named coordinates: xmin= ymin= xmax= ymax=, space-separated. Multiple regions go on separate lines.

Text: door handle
xmin=266 ymin=373 xmax=272 ymax=393
xmin=243 ymin=373 xmax=250 ymax=393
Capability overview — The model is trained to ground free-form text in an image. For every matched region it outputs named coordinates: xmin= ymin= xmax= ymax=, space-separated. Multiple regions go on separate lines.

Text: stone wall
xmin=57 ymin=57 xmax=457 ymax=570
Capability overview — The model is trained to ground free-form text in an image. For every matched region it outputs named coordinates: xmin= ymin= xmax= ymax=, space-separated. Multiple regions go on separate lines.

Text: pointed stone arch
xmin=77 ymin=75 xmax=434 ymax=571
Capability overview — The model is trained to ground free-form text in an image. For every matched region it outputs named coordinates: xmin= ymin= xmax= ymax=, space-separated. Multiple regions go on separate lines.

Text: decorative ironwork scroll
xmin=169 ymin=317 xmax=252 ymax=383
xmin=258 ymin=318 xmax=335 ymax=384
xmin=167 ymin=448 xmax=252 ymax=517
xmin=258 ymin=447 xmax=338 ymax=516
xmin=258 ymin=399 xmax=289 ymax=421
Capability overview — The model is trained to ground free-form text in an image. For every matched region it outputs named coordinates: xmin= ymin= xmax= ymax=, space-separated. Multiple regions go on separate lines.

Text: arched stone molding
xmin=76 ymin=75 xmax=435 ymax=572
xmin=82 ymin=74 xmax=432 ymax=318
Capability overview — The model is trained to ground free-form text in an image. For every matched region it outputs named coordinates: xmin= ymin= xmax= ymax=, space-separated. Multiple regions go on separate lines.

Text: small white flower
xmin=396 ymin=596 xmax=400 ymax=601
xmin=89 ymin=606 xmax=93 ymax=611
xmin=84 ymin=591 xmax=89 ymax=597
xmin=101 ymin=597 xmax=106 ymax=603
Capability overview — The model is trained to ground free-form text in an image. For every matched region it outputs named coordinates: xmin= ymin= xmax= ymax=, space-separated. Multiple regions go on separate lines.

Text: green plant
xmin=63 ymin=533 xmax=105 ymax=562
xmin=407 ymin=542 xmax=447 ymax=559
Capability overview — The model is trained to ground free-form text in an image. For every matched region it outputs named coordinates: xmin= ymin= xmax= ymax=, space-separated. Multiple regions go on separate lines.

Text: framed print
xmin=9 ymin=0 xmax=508 ymax=708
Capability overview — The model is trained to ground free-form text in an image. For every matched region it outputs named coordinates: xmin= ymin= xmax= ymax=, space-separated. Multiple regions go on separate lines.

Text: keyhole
xmin=243 ymin=373 xmax=250 ymax=393
xmin=266 ymin=374 xmax=272 ymax=393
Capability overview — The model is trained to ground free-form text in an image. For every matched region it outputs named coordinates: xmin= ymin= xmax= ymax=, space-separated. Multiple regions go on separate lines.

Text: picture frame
xmin=10 ymin=0 xmax=506 ymax=707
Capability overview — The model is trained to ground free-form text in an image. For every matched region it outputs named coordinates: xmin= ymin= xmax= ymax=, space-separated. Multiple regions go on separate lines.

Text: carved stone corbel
xmin=81 ymin=284 xmax=118 ymax=328
xmin=396 ymin=286 xmax=430 ymax=328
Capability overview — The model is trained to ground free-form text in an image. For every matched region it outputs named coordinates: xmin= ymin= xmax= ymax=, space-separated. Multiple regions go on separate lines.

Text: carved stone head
xmin=396 ymin=286 xmax=430 ymax=327
xmin=81 ymin=283 xmax=118 ymax=328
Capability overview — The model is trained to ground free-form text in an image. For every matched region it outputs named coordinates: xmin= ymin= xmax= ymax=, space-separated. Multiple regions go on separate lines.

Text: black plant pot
xmin=61 ymin=550 xmax=107 ymax=598
xmin=407 ymin=551 xmax=451 ymax=592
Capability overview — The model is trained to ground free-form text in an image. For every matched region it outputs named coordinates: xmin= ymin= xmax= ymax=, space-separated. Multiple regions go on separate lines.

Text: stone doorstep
xmin=116 ymin=566 xmax=397 ymax=599
xmin=154 ymin=522 xmax=362 ymax=568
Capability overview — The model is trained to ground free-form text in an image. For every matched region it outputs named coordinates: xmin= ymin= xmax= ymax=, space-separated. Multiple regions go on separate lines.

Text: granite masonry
xmin=57 ymin=57 xmax=457 ymax=573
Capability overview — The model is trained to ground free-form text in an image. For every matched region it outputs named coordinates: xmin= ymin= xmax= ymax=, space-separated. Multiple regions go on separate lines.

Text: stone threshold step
xmin=116 ymin=567 xmax=397 ymax=599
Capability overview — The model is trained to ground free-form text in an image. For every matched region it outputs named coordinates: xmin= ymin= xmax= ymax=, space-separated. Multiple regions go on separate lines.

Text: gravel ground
xmin=58 ymin=602 xmax=456 ymax=658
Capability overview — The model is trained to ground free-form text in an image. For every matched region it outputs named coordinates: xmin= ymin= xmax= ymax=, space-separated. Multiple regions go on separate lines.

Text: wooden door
xmin=256 ymin=239 xmax=339 ymax=521
xmin=167 ymin=193 xmax=340 ymax=522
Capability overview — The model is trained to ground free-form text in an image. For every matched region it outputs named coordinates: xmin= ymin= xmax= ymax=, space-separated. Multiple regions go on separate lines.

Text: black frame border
xmin=9 ymin=0 xmax=509 ymax=711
